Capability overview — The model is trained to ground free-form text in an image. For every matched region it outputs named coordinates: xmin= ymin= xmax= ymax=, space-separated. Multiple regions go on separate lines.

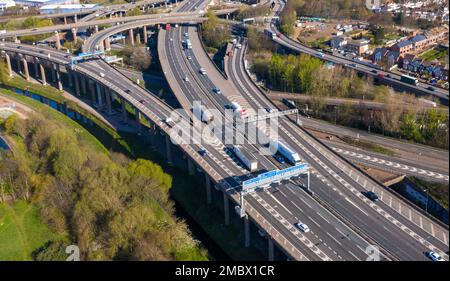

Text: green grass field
xmin=419 ymin=46 xmax=449 ymax=64
xmin=0 ymin=201 xmax=67 ymax=261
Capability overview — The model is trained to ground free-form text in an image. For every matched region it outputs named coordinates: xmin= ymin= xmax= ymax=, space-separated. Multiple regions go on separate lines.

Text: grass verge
xmin=0 ymin=201 xmax=67 ymax=261
xmin=341 ymin=136 xmax=396 ymax=156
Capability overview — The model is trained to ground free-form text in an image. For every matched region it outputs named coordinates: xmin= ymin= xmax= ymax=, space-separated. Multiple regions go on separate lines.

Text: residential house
xmin=330 ymin=35 xmax=347 ymax=49
xmin=391 ymin=40 xmax=413 ymax=56
xmin=410 ymin=34 xmax=428 ymax=53
xmin=372 ymin=47 xmax=400 ymax=69
xmin=346 ymin=39 xmax=369 ymax=55
xmin=401 ymin=53 xmax=416 ymax=70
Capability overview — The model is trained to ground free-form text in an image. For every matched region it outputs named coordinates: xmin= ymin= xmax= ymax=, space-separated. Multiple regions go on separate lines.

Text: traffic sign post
xmin=240 ymin=163 xmax=310 ymax=216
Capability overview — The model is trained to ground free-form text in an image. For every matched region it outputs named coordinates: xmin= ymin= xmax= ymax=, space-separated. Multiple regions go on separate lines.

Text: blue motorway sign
xmin=242 ymin=163 xmax=309 ymax=191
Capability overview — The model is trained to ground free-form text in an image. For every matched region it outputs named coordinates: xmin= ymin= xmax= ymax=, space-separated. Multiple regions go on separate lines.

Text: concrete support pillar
xmin=33 ymin=60 xmax=39 ymax=78
xmin=80 ymin=74 xmax=87 ymax=95
xmin=244 ymin=216 xmax=250 ymax=247
xmin=136 ymin=33 xmax=141 ymax=44
xmin=72 ymin=28 xmax=77 ymax=44
xmin=104 ymin=38 xmax=111 ymax=51
xmin=64 ymin=16 xmax=67 ymax=25
xmin=223 ymin=192 xmax=230 ymax=224
xmin=128 ymin=29 xmax=135 ymax=46
xmin=89 ymin=80 xmax=96 ymax=104
xmin=135 ymin=110 xmax=142 ymax=133
xmin=268 ymin=238 xmax=274 ymax=261
xmin=54 ymin=31 xmax=61 ymax=50
xmin=67 ymin=69 xmax=73 ymax=88
xmin=3 ymin=53 xmax=13 ymax=77
xmin=39 ymin=64 xmax=46 ymax=85
xmin=22 ymin=59 xmax=30 ymax=81
xmin=97 ymin=40 xmax=104 ymax=52
xmin=187 ymin=158 xmax=195 ymax=175
xmin=94 ymin=25 xmax=99 ymax=33
xmin=15 ymin=57 xmax=21 ymax=72
xmin=143 ymin=26 xmax=148 ymax=43
xmin=73 ymin=71 xmax=80 ymax=96
xmin=51 ymin=65 xmax=56 ymax=83
xmin=96 ymin=83 xmax=103 ymax=106
xmin=165 ymin=134 xmax=172 ymax=164
xmin=105 ymin=88 xmax=112 ymax=115
xmin=74 ymin=14 xmax=78 ymax=23
xmin=109 ymin=13 xmax=113 ymax=19
xmin=121 ymin=99 xmax=128 ymax=123
xmin=56 ymin=70 xmax=63 ymax=91
xmin=205 ymin=174 xmax=212 ymax=204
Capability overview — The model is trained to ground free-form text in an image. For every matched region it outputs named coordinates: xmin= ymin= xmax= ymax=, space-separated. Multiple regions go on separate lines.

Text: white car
xmin=184 ymin=76 xmax=189 ymax=82
xmin=187 ymin=56 xmax=192 ymax=60
xmin=296 ymin=222 xmax=310 ymax=233
xmin=426 ymin=251 xmax=444 ymax=261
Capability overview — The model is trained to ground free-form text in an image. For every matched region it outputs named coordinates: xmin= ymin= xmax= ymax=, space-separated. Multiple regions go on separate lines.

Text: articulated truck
xmin=400 ymin=74 xmax=418 ymax=86
xmin=193 ymin=104 xmax=214 ymax=123
xmin=232 ymin=145 xmax=258 ymax=172
xmin=276 ymin=141 xmax=301 ymax=165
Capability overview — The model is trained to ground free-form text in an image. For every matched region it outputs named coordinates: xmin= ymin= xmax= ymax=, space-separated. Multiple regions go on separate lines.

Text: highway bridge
xmin=0 ymin=0 xmax=448 ymax=261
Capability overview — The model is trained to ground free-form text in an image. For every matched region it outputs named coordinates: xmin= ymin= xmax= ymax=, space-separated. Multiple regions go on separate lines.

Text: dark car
xmin=198 ymin=149 xmax=207 ymax=157
xmin=386 ymin=74 xmax=392 ymax=78
xmin=139 ymin=99 xmax=145 ymax=104
xmin=371 ymin=69 xmax=378 ymax=74
xmin=364 ymin=191 xmax=379 ymax=202
xmin=125 ymin=89 xmax=131 ymax=94
xmin=427 ymin=86 xmax=435 ymax=91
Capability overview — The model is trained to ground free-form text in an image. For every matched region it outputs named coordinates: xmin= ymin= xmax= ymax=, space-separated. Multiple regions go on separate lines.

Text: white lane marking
xmin=348 ymin=250 xmax=360 ymax=261
xmin=317 ymin=212 xmax=330 ymax=224
xmin=309 ymin=217 xmax=321 ymax=228
xmin=345 ymin=197 xmax=368 ymax=216
xmin=327 ymin=232 xmax=342 ymax=246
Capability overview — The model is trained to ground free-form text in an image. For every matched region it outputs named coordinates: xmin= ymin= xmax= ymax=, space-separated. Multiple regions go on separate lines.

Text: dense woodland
xmin=201 ymin=11 xmax=231 ymax=52
xmin=0 ymin=111 xmax=207 ymax=261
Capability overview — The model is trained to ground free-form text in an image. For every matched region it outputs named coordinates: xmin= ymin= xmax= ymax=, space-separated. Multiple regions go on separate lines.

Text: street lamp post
xmin=424 ymin=189 xmax=429 ymax=213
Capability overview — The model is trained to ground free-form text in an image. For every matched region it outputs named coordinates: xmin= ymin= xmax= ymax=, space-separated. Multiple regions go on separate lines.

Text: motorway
xmin=159 ymin=0 xmax=382 ymax=260
xmin=154 ymin=0 xmax=449 ymax=260
xmin=1 ymin=0 xmax=448 ymax=261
